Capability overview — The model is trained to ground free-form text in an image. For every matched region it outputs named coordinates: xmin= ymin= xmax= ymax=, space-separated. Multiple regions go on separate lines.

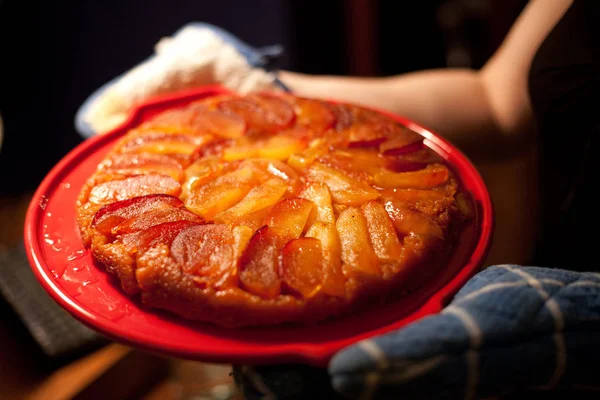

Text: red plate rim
xmin=24 ymin=85 xmax=494 ymax=366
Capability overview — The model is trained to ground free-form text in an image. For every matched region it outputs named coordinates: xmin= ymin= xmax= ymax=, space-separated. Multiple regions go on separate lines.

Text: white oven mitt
xmin=75 ymin=23 xmax=287 ymax=138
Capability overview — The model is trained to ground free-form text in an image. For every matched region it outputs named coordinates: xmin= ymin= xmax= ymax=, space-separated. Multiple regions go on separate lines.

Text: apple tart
xmin=76 ymin=92 xmax=471 ymax=327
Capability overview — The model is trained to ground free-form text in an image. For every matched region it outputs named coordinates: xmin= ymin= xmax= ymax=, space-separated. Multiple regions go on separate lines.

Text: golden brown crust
xmin=76 ymin=92 xmax=470 ymax=327
xmin=91 ymin=235 xmax=138 ymax=294
xmin=134 ymin=245 xmax=349 ymax=327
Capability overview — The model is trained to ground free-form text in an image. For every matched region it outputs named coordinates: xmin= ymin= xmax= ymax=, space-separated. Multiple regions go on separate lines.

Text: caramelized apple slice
xmin=126 ymin=220 xmax=202 ymax=254
xmin=232 ymin=225 xmax=254 ymax=259
xmin=224 ymin=130 xmax=309 ymax=162
xmin=264 ymin=197 xmax=317 ymax=239
xmin=374 ymin=164 xmax=449 ymax=189
xmin=141 ymin=106 xmax=206 ymax=134
xmin=218 ymin=94 xmax=295 ymax=133
xmin=235 ymin=159 xmax=301 ymax=196
xmin=119 ymin=132 xmax=210 ymax=155
xmin=361 ymin=201 xmax=403 ymax=263
xmin=261 ymin=159 xmax=302 ymax=196
xmin=333 ymin=204 xmax=348 ymax=216
xmin=171 ymin=224 xmax=235 ymax=281
xmin=100 ymin=153 xmax=184 ymax=182
xmin=298 ymin=182 xmax=335 ymax=224
xmin=250 ymin=93 xmax=296 ymax=130
xmin=384 ymin=199 xmax=444 ymax=239
xmin=141 ymin=105 xmax=220 ymax=131
xmin=318 ymin=149 xmax=385 ymax=182
xmin=384 ymin=148 xmax=444 ymax=172
xmin=185 ymin=156 xmax=228 ymax=181
xmin=191 ymin=110 xmax=246 ymax=139
xmin=380 ymin=140 xmax=423 ymax=156
xmin=305 ymin=221 xmax=345 ymax=297
xmin=345 ymin=107 xmax=404 ymax=146
xmin=214 ymin=178 xmax=287 ymax=223
xmin=336 ymin=207 xmax=380 ymax=276
xmin=287 ymin=138 xmax=330 ymax=171
xmin=262 ymin=159 xmax=301 ymax=182
xmin=383 ymin=159 xmax=428 ymax=173
xmin=293 ymin=97 xmax=336 ymax=131
xmin=92 ymin=194 xmax=182 ymax=235
xmin=88 ymin=175 xmax=181 ymax=204
xmin=326 ymin=103 xmax=355 ymax=131
xmin=191 ymin=138 xmax=234 ymax=159
xmin=379 ymin=129 xmax=423 ymax=155
xmin=186 ymin=167 xmax=256 ymax=219
xmin=346 ymin=121 xmax=391 ymax=147
xmin=112 ymin=207 xmax=203 ymax=235
xmin=280 ymin=238 xmax=324 ymax=298
xmin=227 ymin=207 xmax=273 ymax=232
xmin=306 ymin=163 xmax=379 ymax=206
xmin=239 ymin=226 xmax=286 ymax=298
xmin=258 ymin=134 xmax=308 ymax=161
xmin=207 ymin=225 xmax=255 ymax=289
xmin=182 ymin=157 xmax=225 ymax=198
xmin=222 ymin=138 xmax=259 ymax=161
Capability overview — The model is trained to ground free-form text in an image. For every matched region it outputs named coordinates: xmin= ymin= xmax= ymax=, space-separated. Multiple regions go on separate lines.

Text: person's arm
xmin=279 ymin=0 xmax=572 ymax=158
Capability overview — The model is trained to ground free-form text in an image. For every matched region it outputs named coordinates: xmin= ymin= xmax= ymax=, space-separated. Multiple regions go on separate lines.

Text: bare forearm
xmin=279 ymin=0 xmax=572 ymax=159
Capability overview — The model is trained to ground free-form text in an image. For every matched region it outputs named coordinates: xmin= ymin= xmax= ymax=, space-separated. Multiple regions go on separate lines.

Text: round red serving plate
xmin=24 ymin=85 xmax=493 ymax=367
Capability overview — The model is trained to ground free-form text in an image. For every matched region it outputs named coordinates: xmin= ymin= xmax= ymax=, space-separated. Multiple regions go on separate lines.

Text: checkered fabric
xmin=236 ymin=265 xmax=600 ymax=400
xmin=330 ymin=265 xmax=600 ymax=399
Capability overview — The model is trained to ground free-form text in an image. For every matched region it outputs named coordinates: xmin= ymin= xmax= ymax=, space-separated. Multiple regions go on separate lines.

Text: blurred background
xmin=0 ymin=0 xmax=527 ymax=196
xmin=0 ymin=0 xmax=528 ymax=399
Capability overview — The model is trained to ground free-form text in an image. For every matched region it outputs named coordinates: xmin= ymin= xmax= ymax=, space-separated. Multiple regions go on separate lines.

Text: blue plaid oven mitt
xmin=235 ymin=265 xmax=600 ymax=399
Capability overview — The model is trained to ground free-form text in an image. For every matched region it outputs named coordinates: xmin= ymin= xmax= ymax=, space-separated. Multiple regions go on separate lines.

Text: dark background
xmin=0 ymin=0 xmax=525 ymax=195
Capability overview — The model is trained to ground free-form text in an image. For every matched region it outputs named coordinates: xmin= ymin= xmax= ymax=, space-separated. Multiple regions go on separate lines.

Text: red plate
xmin=24 ymin=85 xmax=493 ymax=367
